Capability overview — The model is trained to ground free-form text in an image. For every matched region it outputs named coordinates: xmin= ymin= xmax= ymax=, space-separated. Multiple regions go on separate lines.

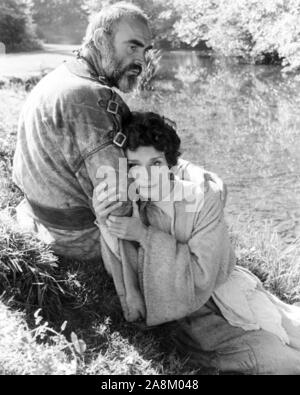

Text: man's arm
xmin=66 ymin=88 xmax=132 ymax=220
xmin=173 ymin=158 xmax=228 ymax=207
xmin=84 ymin=142 xmax=132 ymax=220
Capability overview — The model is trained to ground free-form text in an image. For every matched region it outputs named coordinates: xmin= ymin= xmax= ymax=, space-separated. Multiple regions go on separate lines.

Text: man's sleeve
xmin=174 ymin=158 xmax=227 ymax=207
xmin=84 ymin=143 xmax=132 ymax=218
xmin=174 ymin=158 xmax=205 ymax=183
xmin=67 ymin=90 xmax=132 ymax=218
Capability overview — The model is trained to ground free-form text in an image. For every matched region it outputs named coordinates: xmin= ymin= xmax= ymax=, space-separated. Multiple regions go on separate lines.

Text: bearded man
xmin=13 ymin=2 xmax=226 ymax=264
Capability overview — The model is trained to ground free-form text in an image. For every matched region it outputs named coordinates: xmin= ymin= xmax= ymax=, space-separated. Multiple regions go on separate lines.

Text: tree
xmin=173 ymin=0 xmax=300 ymax=72
xmin=0 ymin=0 xmax=41 ymax=52
xmin=32 ymin=0 xmax=88 ymax=44
xmin=83 ymin=0 xmax=181 ymax=48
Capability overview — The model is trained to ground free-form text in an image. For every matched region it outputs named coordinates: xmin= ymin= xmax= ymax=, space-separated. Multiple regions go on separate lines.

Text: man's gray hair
xmin=83 ymin=2 xmax=149 ymax=46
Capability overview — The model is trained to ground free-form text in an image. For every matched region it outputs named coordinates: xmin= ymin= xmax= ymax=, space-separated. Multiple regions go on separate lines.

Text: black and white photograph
xmin=0 ymin=0 xmax=299 ymax=377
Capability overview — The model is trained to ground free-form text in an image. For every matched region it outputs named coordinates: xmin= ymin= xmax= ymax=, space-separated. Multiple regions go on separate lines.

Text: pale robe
xmin=100 ymin=177 xmax=300 ymax=374
xmin=99 ymin=176 xmax=234 ymax=324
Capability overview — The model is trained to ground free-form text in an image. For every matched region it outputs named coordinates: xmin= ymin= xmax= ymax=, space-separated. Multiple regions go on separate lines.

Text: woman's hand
xmin=106 ymin=201 xmax=148 ymax=243
xmin=93 ymin=182 xmax=123 ymax=225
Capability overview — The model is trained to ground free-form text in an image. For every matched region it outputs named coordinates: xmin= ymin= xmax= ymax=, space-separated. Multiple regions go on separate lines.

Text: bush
xmin=0 ymin=0 xmax=41 ymax=52
xmin=173 ymin=0 xmax=300 ymax=72
xmin=137 ymin=49 xmax=162 ymax=92
xmin=0 ymin=212 xmax=69 ymax=318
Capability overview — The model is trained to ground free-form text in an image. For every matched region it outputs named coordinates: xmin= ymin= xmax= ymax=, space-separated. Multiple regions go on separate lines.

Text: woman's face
xmin=126 ymin=146 xmax=171 ymax=201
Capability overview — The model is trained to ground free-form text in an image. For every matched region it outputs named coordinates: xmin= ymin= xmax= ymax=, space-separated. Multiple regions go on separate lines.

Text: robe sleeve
xmin=100 ymin=233 xmax=146 ymax=323
xmin=139 ymin=182 xmax=236 ymax=327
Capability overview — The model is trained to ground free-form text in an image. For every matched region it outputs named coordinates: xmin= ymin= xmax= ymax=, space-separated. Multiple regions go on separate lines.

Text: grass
xmin=0 ymin=302 xmax=77 ymax=375
xmin=0 ymin=79 xmax=299 ymax=375
xmin=231 ymin=219 xmax=300 ymax=304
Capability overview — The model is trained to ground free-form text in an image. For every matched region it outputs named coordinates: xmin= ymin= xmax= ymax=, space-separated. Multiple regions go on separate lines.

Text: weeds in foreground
xmin=0 ymin=211 xmax=74 ymax=319
xmin=0 ymin=303 xmax=80 ymax=375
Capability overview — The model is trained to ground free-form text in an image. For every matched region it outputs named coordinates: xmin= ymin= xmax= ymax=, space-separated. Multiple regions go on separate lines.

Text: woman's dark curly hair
xmin=122 ymin=112 xmax=181 ymax=168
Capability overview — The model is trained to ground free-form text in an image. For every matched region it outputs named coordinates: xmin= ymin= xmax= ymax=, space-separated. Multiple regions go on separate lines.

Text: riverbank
xmin=0 ymin=44 xmax=79 ymax=79
xmin=0 ymin=84 xmax=299 ymax=375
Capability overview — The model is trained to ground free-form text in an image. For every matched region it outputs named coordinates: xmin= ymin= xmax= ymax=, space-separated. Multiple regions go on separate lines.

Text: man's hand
xmin=93 ymin=182 xmax=123 ymax=225
xmin=106 ymin=201 xmax=148 ymax=243
xmin=204 ymin=171 xmax=228 ymax=207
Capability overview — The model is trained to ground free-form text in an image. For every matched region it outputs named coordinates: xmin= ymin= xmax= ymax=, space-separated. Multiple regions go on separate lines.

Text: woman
xmin=95 ymin=112 xmax=300 ymax=375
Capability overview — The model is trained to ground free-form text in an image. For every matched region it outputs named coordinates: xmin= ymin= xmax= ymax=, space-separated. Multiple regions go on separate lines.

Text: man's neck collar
xmin=75 ymin=46 xmax=114 ymax=87
xmin=80 ymin=46 xmax=103 ymax=73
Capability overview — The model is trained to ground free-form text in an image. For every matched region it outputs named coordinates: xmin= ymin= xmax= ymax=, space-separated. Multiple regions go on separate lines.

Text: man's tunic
xmin=13 ymin=58 xmax=131 ymax=260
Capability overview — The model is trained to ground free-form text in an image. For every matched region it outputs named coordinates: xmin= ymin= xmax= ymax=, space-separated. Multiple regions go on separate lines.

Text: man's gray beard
xmin=102 ymin=44 xmax=138 ymax=92
xmin=117 ymin=73 xmax=138 ymax=93
xmin=111 ymin=62 xmax=138 ymax=93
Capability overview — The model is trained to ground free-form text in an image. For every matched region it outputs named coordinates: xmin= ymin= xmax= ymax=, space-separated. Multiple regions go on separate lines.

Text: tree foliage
xmin=3 ymin=0 xmax=299 ymax=70
xmin=0 ymin=0 xmax=41 ymax=52
xmin=173 ymin=0 xmax=300 ymax=72
xmin=31 ymin=0 xmax=179 ymax=46
xmin=32 ymin=0 xmax=88 ymax=44
xmin=83 ymin=0 xmax=181 ymax=48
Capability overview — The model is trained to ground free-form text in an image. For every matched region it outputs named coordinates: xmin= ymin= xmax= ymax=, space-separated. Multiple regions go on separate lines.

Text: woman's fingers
xmin=106 ymin=219 xmax=124 ymax=231
xmin=106 ymin=220 xmax=121 ymax=230
xmin=95 ymin=199 xmax=119 ymax=214
xmin=94 ymin=182 xmax=108 ymax=198
xmin=109 ymin=231 xmax=124 ymax=240
xmin=95 ymin=199 xmax=114 ymax=212
xmin=96 ymin=189 xmax=120 ymax=204
xmin=100 ymin=202 xmax=123 ymax=218
xmin=107 ymin=224 xmax=124 ymax=235
xmin=107 ymin=226 xmax=126 ymax=239
xmin=107 ymin=216 xmax=125 ymax=225
xmin=95 ymin=190 xmax=121 ymax=210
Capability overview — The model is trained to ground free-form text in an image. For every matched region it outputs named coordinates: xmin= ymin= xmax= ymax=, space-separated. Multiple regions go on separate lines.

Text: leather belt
xmin=25 ymin=197 xmax=96 ymax=231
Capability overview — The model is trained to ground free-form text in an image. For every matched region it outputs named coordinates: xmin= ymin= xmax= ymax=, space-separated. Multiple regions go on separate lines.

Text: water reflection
xmin=132 ymin=51 xmax=300 ymax=242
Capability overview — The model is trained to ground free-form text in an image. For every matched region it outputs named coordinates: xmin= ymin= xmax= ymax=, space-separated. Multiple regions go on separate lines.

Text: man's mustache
xmin=124 ymin=64 xmax=143 ymax=76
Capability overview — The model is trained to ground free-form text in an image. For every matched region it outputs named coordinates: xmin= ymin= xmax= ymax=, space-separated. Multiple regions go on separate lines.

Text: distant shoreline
xmin=1 ymin=44 xmax=283 ymax=80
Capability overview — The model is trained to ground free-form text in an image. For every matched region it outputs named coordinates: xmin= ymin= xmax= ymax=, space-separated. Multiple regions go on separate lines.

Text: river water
xmin=129 ymin=51 xmax=300 ymax=243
